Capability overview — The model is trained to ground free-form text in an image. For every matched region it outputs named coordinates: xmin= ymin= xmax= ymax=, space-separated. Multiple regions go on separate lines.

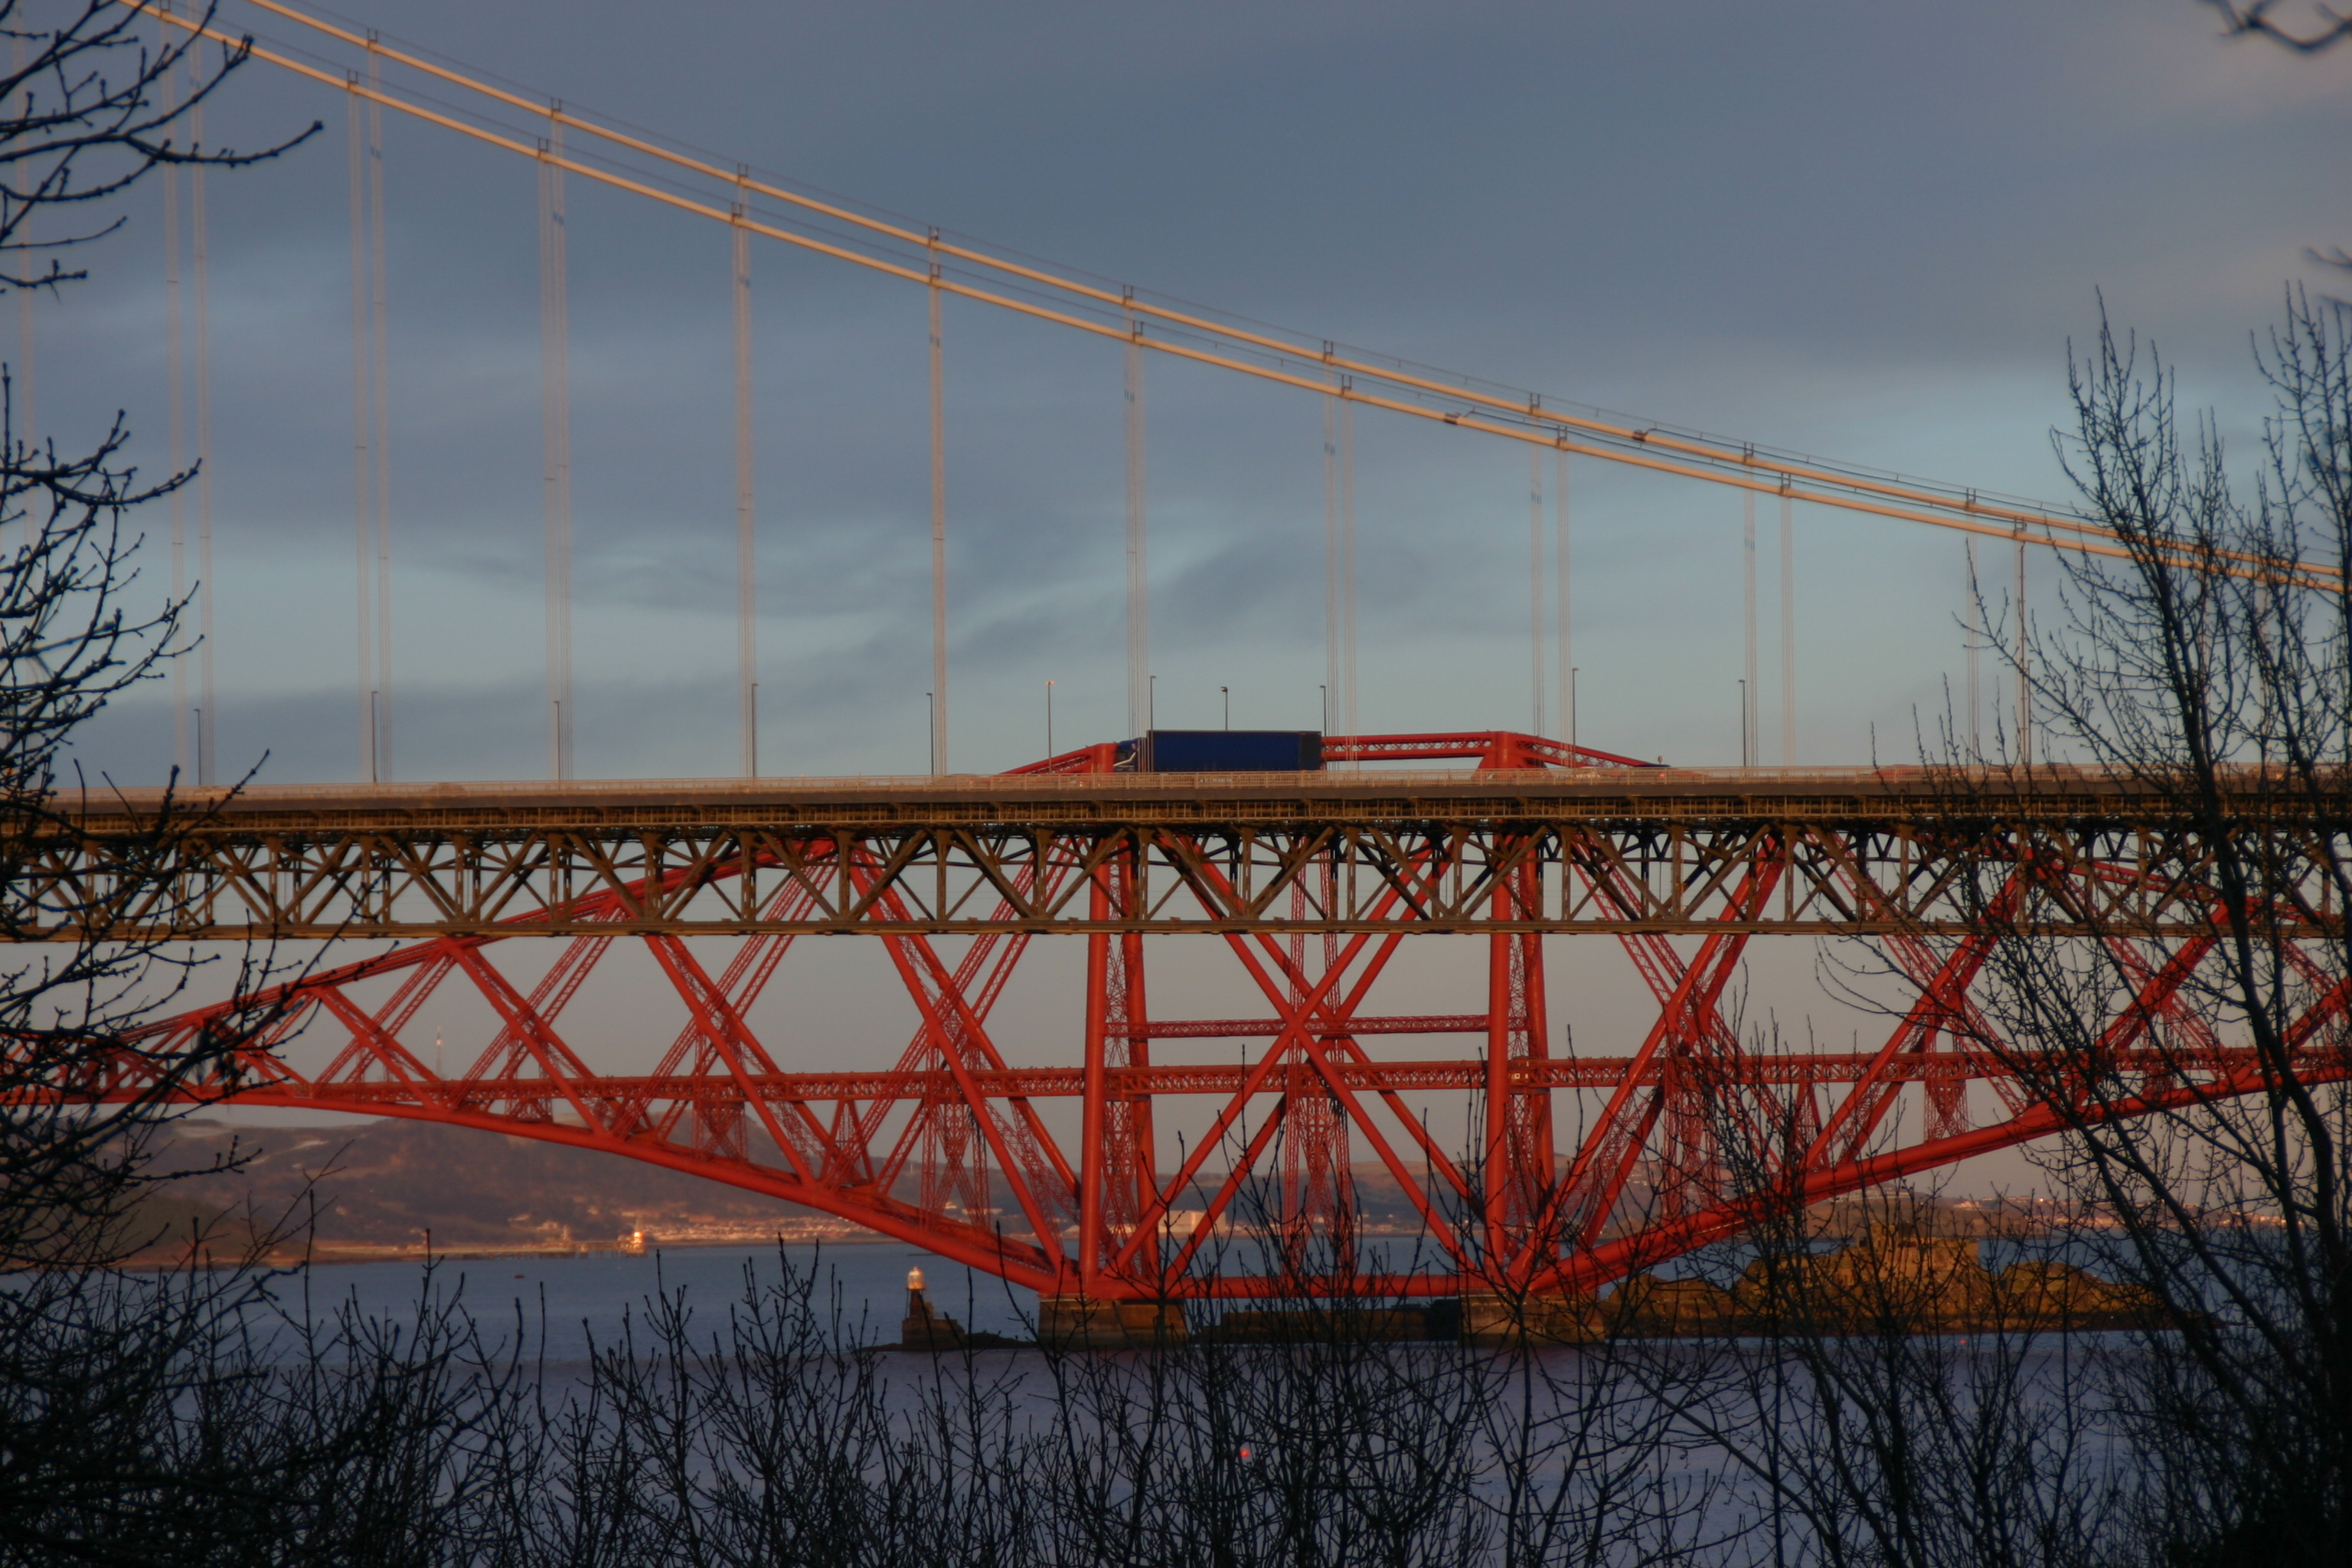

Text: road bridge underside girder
xmin=21 ymin=777 xmax=2350 ymax=942
xmin=52 ymin=809 xmax=2352 ymax=1302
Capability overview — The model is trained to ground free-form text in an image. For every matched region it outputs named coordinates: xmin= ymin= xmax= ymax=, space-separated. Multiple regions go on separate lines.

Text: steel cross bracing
xmin=22 ymin=730 xmax=2352 ymax=1300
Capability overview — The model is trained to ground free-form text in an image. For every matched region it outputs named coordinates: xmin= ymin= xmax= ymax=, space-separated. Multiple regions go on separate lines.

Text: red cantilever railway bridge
xmin=24 ymin=731 xmax=2352 ymax=1302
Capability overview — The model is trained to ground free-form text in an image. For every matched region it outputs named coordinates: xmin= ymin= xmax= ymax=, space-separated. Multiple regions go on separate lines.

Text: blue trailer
xmin=1134 ymin=730 xmax=1324 ymax=772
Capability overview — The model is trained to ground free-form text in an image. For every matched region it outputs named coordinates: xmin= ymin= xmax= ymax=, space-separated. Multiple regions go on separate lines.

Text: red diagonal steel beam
xmin=446 ymin=944 xmax=615 ymax=1135
xmin=1219 ymin=925 xmax=1471 ymax=1272
xmin=642 ymin=935 xmax=822 ymax=1184
xmin=1532 ymin=853 xmax=1786 ymax=1267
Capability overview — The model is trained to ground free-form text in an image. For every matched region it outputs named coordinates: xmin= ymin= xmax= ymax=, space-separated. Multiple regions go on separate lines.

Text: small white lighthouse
xmin=900 ymin=1264 xmax=965 ymax=1350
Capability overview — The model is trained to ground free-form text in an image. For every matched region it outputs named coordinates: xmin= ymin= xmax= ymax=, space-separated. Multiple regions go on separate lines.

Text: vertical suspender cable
xmin=11 ymin=284 xmax=26 ymax=458
xmin=164 ymin=25 xmax=187 ymax=778
xmin=8 ymin=31 xmax=27 ymax=461
xmin=539 ymin=114 xmax=572 ymax=780
xmin=346 ymin=82 xmax=374 ymax=779
xmin=733 ymin=179 xmax=755 ymax=776
xmin=927 ymin=233 xmax=947 ymax=775
xmin=1965 ymin=537 xmax=1981 ymax=756
xmin=1340 ymin=394 xmax=1357 ymax=743
xmin=1124 ymin=300 xmax=1147 ymax=741
xmin=192 ymin=79 xmax=214 ymax=785
xmin=1528 ymin=449 xmax=1543 ymax=734
xmin=1742 ymin=493 xmax=1757 ymax=766
xmin=1322 ymin=383 xmax=1338 ymax=735
xmin=2016 ymin=538 xmax=2030 ymax=764
xmin=367 ymin=56 xmax=391 ymax=780
xmin=1556 ymin=451 xmax=1570 ymax=749
xmin=1779 ymin=494 xmax=1795 ymax=765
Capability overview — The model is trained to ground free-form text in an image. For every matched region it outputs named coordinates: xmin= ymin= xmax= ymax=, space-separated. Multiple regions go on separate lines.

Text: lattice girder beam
xmin=33 ymin=768 xmax=2345 ymax=940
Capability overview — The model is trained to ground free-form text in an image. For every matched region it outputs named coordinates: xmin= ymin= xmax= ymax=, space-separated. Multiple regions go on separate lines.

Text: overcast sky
xmin=47 ymin=4 xmax=2347 ymax=1194
xmin=36 ymin=0 xmax=2347 ymax=786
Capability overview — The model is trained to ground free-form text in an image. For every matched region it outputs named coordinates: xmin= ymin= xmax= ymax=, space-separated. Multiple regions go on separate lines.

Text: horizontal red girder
xmin=1319 ymin=731 xmax=1658 ymax=769
xmin=150 ymin=1044 xmax=2338 ymax=1110
xmin=1126 ymin=1014 xmax=1487 ymax=1039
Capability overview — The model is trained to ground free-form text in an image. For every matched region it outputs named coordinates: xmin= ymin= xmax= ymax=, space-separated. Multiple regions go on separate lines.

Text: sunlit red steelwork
xmin=44 ymin=732 xmax=2352 ymax=1302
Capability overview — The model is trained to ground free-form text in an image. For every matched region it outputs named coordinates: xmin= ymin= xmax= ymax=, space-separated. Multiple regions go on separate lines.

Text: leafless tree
xmin=0 ymin=6 xmax=361 ymax=1560
xmin=0 ymin=0 xmax=315 ymax=1269
xmin=1662 ymin=1076 xmax=2141 ymax=1568
xmin=1902 ymin=286 xmax=2352 ymax=1565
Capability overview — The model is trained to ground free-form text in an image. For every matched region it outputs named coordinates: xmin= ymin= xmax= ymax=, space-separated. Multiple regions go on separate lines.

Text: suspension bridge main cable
xmin=144 ymin=2 xmax=2345 ymax=594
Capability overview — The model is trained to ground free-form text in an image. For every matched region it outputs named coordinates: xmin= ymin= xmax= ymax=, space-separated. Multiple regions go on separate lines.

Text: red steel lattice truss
xmin=50 ymin=732 xmax=2352 ymax=1301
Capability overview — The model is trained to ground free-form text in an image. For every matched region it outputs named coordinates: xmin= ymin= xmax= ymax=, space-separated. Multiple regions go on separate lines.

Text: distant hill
xmin=113 ymin=1117 xmax=2044 ymax=1266
xmin=125 ymin=1118 xmax=864 ymax=1260
xmin=118 ymin=1119 xmax=1470 ymax=1263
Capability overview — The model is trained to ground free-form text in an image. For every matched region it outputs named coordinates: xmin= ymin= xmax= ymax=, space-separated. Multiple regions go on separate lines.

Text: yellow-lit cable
xmin=137 ymin=2 xmax=2343 ymax=592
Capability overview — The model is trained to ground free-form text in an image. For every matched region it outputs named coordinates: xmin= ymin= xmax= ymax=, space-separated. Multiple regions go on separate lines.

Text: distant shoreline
xmin=123 ymin=1231 xmax=901 ymax=1272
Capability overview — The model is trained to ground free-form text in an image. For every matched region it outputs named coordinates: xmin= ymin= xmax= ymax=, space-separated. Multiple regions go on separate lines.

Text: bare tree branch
xmin=2205 ymin=0 xmax=2352 ymax=53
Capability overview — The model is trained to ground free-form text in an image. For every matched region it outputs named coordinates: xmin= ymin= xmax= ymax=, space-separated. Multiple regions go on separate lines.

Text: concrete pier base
xmin=1458 ymin=1292 xmax=1601 ymax=1347
xmin=1037 ymin=1295 xmax=1186 ymax=1349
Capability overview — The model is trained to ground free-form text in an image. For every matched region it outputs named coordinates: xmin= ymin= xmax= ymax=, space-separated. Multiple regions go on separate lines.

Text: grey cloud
xmin=39 ymin=0 xmax=2348 ymax=786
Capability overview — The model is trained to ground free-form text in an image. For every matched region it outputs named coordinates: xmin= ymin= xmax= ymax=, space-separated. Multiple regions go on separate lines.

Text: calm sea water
xmin=264 ymin=1241 xmax=1037 ymax=1361
xmin=254 ymin=1234 xmax=2152 ymax=1368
